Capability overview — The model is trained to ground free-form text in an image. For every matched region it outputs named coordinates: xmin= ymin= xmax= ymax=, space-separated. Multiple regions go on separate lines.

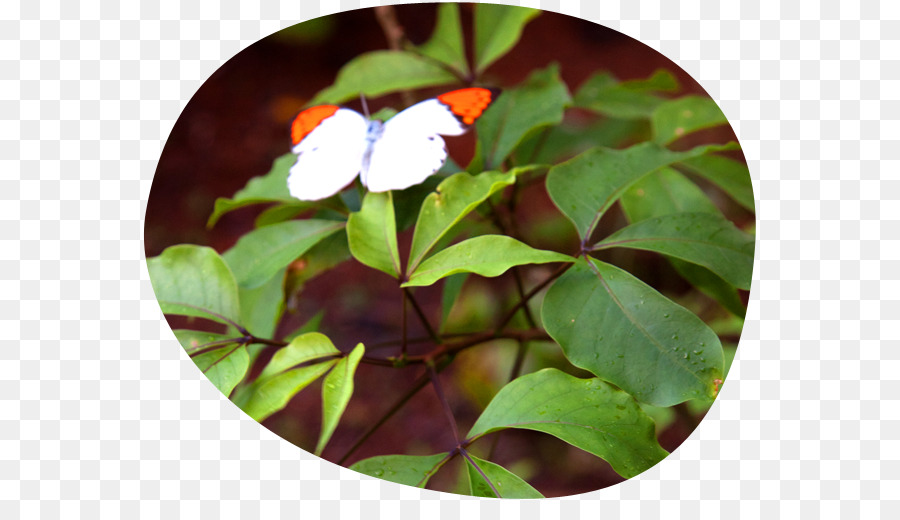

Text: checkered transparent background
xmin=2 ymin=0 xmax=897 ymax=517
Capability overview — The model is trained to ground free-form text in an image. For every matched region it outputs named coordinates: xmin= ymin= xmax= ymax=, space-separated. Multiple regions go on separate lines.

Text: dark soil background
xmin=144 ymin=4 xmax=747 ymax=497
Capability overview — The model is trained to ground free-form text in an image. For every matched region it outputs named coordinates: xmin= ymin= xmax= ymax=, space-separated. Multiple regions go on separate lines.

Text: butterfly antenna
xmin=359 ymin=93 xmax=370 ymax=118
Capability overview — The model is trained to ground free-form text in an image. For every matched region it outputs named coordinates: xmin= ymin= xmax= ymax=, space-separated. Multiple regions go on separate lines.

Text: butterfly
xmin=287 ymin=87 xmax=500 ymax=201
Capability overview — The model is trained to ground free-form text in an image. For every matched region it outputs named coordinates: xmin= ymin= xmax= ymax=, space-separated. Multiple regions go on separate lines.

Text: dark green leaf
xmin=286 ymin=229 xmax=352 ymax=290
xmin=465 ymin=454 xmax=544 ymax=498
xmin=678 ymin=154 xmax=755 ymax=212
xmin=350 ymin=453 xmax=450 ymax=488
xmin=208 ymin=153 xmax=299 ymax=228
xmin=594 ymin=212 xmax=755 ymax=290
xmin=467 ymin=368 xmax=669 ymax=478
xmin=222 ymin=220 xmax=344 ymax=289
xmin=541 ymin=258 xmax=724 ymax=406
xmin=545 ymin=141 xmax=739 ymax=240
xmin=236 ymin=361 xmax=336 ymax=422
xmin=147 ymin=245 xmax=241 ymax=325
xmin=403 ymin=235 xmax=572 ymax=287
xmin=192 ymin=344 xmax=249 ymax=397
xmin=413 ymin=3 xmax=467 ymax=76
xmin=669 ymin=258 xmax=747 ymax=317
xmin=620 ymin=167 xmax=719 ymax=221
xmin=316 ymin=343 xmax=365 ymax=455
xmin=309 ymin=51 xmax=458 ymax=105
xmin=408 ymin=171 xmax=515 ymax=272
xmin=652 ymin=96 xmax=728 ymax=145
xmin=346 ymin=191 xmax=401 ymax=278
xmin=254 ymin=202 xmax=313 ymax=228
xmin=574 ymin=70 xmax=679 ymax=119
xmin=473 ymin=4 xmax=540 ymax=73
xmin=475 ymin=64 xmax=570 ymax=169
xmin=393 ymin=176 xmax=444 ymax=232
xmin=513 ymin=118 xmax=648 ymax=165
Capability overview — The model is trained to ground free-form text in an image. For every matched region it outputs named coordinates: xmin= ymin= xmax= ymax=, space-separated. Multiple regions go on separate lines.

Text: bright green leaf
xmin=208 ymin=153 xmax=300 ymax=228
xmin=236 ymin=361 xmax=336 ymax=422
xmin=414 ymin=3 xmax=468 ymax=76
xmin=541 ymin=258 xmax=724 ymax=406
xmin=678 ymin=154 xmax=755 ymax=212
xmin=574 ymin=70 xmax=679 ymax=119
xmin=222 ymin=219 xmax=344 ymax=289
xmin=467 ymin=368 xmax=668 ymax=478
xmin=192 ymin=344 xmax=250 ymax=397
xmin=258 ymin=332 xmax=340 ymax=380
xmin=147 ymin=245 xmax=241 ymax=325
xmin=316 ymin=343 xmax=365 ymax=456
xmin=465 ymin=454 xmax=543 ymax=498
xmin=350 ymin=452 xmax=450 ymax=488
xmin=475 ymin=64 xmax=570 ymax=169
xmin=408 ymin=171 xmax=515 ymax=272
xmin=237 ymin=267 xmax=285 ymax=338
xmin=652 ymin=96 xmax=728 ymax=145
xmin=474 ymin=4 xmax=540 ymax=73
xmin=403 ymin=235 xmax=572 ymax=287
xmin=545 ymin=141 xmax=739 ymax=240
xmin=309 ymin=51 xmax=459 ymax=106
xmin=347 ymin=191 xmax=401 ymax=278
xmin=594 ymin=212 xmax=755 ymax=290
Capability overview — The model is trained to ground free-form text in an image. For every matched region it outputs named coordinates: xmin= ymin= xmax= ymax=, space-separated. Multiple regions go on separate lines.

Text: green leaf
xmin=222 ymin=219 xmax=344 ymax=289
xmin=545 ymin=141 xmax=739 ymax=241
xmin=574 ymin=70 xmax=679 ymax=119
xmin=309 ymin=51 xmax=458 ymax=106
xmin=594 ymin=212 xmax=755 ymax=290
xmin=237 ymin=267 xmax=285 ymax=338
xmin=346 ymin=191 xmax=401 ymax=278
xmin=237 ymin=361 xmax=336 ymax=422
xmin=467 ymin=368 xmax=668 ymax=478
xmin=350 ymin=453 xmax=450 ymax=488
xmin=440 ymin=273 xmax=468 ymax=331
xmin=669 ymin=258 xmax=747 ymax=317
xmin=258 ymin=332 xmax=340 ymax=380
xmin=408 ymin=171 xmax=515 ymax=272
xmin=620 ymin=167 xmax=719 ymax=222
xmin=541 ymin=258 xmax=724 ymax=406
xmin=465 ymin=454 xmax=544 ymax=498
xmin=413 ymin=3 xmax=467 ymax=76
xmin=678 ymin=154 xmax=755 ymax=212
xmin=475 ymin=64 xmax=570 ymax=169
xmin=173 ymin=330 xmax=233 ymax=354
xmin=316 ymin=343 xmax=365 ymax=456
xmin=192 ymin=344 xmax=250 ymax=397
xmin=473 ymin=4 xmax=540 ymax=74
xmin=254 ymin=202 xmax=313 ymax=228
xmin=147 ymin=245 xmax=242 ymax=325
xmin=208 ymin=153 xmax=300 ymax=228
xmin=403 ymin=235 xmax=572 ymax=287
xmin=652 ymin=96 xmax=728 ymax=145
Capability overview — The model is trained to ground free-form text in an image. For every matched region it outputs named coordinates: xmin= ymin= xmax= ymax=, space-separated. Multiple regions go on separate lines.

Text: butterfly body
xmin=287 ymin=87 xmax=499 ymax=201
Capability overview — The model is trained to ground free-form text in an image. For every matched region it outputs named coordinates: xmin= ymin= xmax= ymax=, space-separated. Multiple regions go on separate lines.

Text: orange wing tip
xmin=291 ymin=105 xmax=340 ymax=145
xmin=437 ymin=87 xmax=501 ymax=126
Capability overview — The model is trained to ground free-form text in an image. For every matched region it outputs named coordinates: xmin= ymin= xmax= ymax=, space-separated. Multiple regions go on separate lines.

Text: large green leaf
xmin=652 ymin=96 xmax=728 ymax=145
xmin=236 ymin=361 xmax=336 ymax=422
xmin=258 ymin=332 xmax=340 ymax=380
xmin=473 ymin=4 xmax=540 ymax=74
xmin=408 ymin=171 xmax=515 ymax=272
xmin=147 ymin=245 xmax=241 ymax=325
xmin=309 ymin=51 xmax=458 ymax=106
xmin=620 ymin=167 xmax=719 ymax=221
xmin=541 ymin=258 xmax=724 ymax=406
xmin=413 ymin=3 xmax=467 ymax=76
xmin=222 ymin=219 xmax=344 ymax=289
xmin=208 ymin=153 xmax=302 ymax=228
xmin=237 ymin=267 xmax=285 ymax=338
xmin=545 ymin=141 xmax=739 ymax=241
xmin=669 ymin=258 xmax=746 ymax=317
xmin=192 ymin=345 xmax=250 ymax=397
xmin=677 ymin=154 xmax=755 ymax=212
xmin=350 ymin=453 xmax=450 ymax=488
xmin=467 ymin=369 xmax=668 ymax=478
xmin=403 ymin=235 xmax=572 ymax=287
xmin=465 ymin=454 xmax=544 ymax=498
xmin=346 ymin=191 xmax=401 ymax=278
xmin=594 ymin=212 xmax=755 ymax=290
xmin=574 ymin=70 xmax=679 ymax=119
xmin=316 ymin=343 xmax=365 ymax=456
xmin=475 ymin=64 xmax=570 ymax=169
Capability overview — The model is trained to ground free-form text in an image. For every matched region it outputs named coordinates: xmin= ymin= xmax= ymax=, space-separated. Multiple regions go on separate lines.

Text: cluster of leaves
xmin=147 ymin=5 xmax=754 ymax=498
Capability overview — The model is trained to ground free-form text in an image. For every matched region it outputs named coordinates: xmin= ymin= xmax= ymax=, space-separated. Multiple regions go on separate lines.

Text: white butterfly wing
xmin=362 ymin=100 xmax=464 ymax=192
xmin=288 ymin=108 xmax=368 ymax=201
